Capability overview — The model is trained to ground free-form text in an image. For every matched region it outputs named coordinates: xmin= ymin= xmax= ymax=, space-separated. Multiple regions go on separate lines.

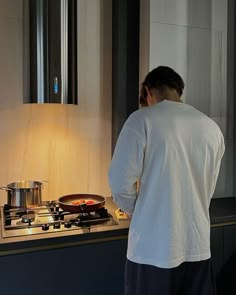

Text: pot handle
xmin=0 ymin=186 xmax=12 ymax=191
xmin=36 ymin=180 xmax=48 ymax=189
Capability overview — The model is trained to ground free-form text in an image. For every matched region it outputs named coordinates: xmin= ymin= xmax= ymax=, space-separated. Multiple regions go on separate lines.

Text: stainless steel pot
xmin=0 ymin=180 xmax=44 ymax=207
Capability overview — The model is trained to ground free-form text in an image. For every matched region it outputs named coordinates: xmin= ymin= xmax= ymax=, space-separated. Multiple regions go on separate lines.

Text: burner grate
xmin=1 ymin=201 xmax=117 ymax=238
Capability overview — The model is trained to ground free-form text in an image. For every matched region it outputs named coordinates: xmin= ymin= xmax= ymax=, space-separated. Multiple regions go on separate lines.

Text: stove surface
xmin=1 ymin=202 xmax=118 ymax=238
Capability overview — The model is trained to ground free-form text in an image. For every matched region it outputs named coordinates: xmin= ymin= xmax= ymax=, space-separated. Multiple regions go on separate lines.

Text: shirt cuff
xmin=112 ymin=193 xmax=136 ymax=215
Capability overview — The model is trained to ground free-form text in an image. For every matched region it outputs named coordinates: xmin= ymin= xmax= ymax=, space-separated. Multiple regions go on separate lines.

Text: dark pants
xmin=125 ymin=258 xmax=216 ymax=295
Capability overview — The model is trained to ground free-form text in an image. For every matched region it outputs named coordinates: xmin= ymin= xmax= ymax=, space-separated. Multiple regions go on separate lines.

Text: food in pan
xmin=71 ymin=199 xmax=95 ymax=205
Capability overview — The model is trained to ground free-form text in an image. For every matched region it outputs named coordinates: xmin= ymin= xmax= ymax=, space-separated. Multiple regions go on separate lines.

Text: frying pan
xmin=58 ymin=194 xmax=106 ymax=213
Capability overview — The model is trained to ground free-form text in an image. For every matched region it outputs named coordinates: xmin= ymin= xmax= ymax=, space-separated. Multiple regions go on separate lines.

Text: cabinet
xmin=0 ymin=225 xmax=235 ymax=295
xmin=210 ymin=226 xmax=224 ymax=277
xmin=0 ymin=238 xmax=128 ymax=295
xmin=211 ymin=224 xmax=236 ymax=295
xmin=217 ymin=225 xmax=236 ymax=295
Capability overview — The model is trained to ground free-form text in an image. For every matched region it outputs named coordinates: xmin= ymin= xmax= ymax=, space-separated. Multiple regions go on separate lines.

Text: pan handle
xmin=79 ymin=203 xmax=88 ymax=211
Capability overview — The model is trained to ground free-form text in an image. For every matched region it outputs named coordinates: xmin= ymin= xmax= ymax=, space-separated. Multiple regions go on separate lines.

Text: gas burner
xmin=21 ymin=213 xmax=36 ymax=224
xmin=16 ymin=210 xmax=35 ymax=218
xmin=16 ymin=213 xmax=40 ymax=226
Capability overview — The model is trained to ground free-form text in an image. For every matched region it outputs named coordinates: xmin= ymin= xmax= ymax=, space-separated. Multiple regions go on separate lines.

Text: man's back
xmin=110 ymin=100 xmax=225 ymax=268
xmin=109 ymin=66 xmax=224 ymax=294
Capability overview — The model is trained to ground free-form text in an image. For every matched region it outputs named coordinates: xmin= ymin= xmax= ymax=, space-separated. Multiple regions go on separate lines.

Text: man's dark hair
xmin=139 ymin=66 xmax=185 ymax=107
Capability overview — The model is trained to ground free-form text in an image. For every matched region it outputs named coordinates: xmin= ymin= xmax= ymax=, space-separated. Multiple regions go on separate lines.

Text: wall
xmin=0 ymin=0 xmax=112 ymax=204
xmin=145 ymin=0 xmax=233 ymax=198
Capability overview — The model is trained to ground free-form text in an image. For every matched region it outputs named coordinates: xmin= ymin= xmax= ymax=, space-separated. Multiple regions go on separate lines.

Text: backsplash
xmin=0 ymin=0 xmax=112 ymax=205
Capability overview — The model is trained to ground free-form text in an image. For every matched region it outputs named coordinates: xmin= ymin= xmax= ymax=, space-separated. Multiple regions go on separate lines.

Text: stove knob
xmin=54 ymin=213 xmax=60 ymax=221
xmin=53 ymin=222 xmax=61 ymax=229
xmin=42 ymin=224 xmax=50 ymax=231
xmin=64 ymin=221 xmax=72 ymax=228
xmin=59 ymin=212 xmax=64 ymax=220
xmin=100 ymin=208 xmax=109 ymax=218
xmin=49 ymin=206 xmax=54 ymax=213
xmin=74 ymin=219 xmax=81 ymax=226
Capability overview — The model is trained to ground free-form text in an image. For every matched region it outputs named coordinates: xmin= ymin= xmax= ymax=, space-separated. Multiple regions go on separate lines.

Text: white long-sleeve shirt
xmin=109 ymin=100 xmax=225 ymax=268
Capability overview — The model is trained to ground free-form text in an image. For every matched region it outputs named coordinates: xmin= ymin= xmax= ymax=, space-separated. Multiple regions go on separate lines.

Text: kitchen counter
xmin=0 ymin=197 xmax=130 ymax=256
xmin=0 ymin=197 xmax=235 ymax=295
xmin=0 ymin=197 xmax=235 ymax=256
xmin=210 ymin=197 xmax=236 ymax=226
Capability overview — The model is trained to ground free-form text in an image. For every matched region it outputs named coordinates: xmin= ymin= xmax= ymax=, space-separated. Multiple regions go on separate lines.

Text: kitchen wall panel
xmin=0 ymin=19 xmax=23 ymax=108
xmin=0 ymin=0 xmax=112 ymax=204
xmin=150 ymin=0 xmax=211 ymax=28
xmin=185 ymin=27 xmax=211 ymax=114
xmin=0 ymin=0 xmax=23 ymax=20
xmin=149 ymin=0 xmax=231 ymax=198
xmin=150 ymin=23 xmax=188 ymax=100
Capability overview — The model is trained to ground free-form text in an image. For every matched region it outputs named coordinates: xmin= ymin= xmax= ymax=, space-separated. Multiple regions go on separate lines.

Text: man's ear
xmin=145 ymin=86 xmax=151 ymax=98
xmin=146 ymin=87 xmax=156 ymax=106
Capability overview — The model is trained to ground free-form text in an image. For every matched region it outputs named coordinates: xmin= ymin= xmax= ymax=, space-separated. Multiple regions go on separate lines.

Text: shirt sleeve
xmin=211 ymin=132 xmax=225 ymax=198
xmin=108 ymin=117 xmax=145 ymax=214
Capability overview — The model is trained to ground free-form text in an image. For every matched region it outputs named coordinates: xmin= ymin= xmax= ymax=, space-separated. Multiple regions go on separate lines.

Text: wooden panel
xmin=0 ymin=0 xmax=112 ymax=205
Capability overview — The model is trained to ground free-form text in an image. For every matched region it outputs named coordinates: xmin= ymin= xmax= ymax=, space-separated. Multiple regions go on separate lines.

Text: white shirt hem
xmin=127 ymin=252 xmax=211 ymax=269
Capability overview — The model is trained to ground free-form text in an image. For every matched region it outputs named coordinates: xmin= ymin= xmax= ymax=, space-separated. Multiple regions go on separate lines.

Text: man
xmin=108 ymin=66 xmax=225 ymax=295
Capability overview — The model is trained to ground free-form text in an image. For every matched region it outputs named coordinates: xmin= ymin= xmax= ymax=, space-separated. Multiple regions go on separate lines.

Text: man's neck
xmin=161 ymin=89 xmax=181 ymax=102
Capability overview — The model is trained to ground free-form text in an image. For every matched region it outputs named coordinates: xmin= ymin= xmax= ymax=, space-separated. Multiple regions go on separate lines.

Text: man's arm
xmin=108 ymin=118 xmax=145 ymax=215
xmin=211 ymin=133 xmax=225 ymax=198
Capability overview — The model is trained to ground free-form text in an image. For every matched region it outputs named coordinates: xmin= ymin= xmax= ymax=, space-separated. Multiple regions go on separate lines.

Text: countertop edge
xmin=0 ymin=197 xmax=236 ymax=256
xmin=0 ymin=233 xmax=129 ymax=257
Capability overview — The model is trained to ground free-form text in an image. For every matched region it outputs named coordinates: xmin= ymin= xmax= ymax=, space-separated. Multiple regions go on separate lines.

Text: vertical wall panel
xmin=112 ymin=0 xmax=140 ymax=152
xmin=149 ymin=0 xmax=232 ymax=198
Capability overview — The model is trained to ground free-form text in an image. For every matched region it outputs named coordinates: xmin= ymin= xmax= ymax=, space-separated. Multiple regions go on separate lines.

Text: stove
xmin=0 ymin=201 xmax=118 ymax=238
